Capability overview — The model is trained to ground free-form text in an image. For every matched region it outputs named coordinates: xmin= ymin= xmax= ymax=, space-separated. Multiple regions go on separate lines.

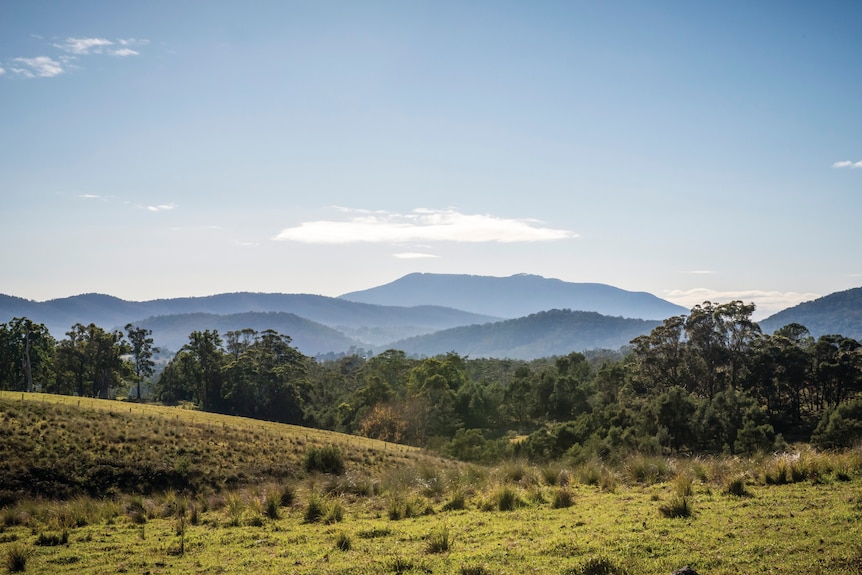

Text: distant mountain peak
xmin=339 ymin=272 xmax=687 ymax=320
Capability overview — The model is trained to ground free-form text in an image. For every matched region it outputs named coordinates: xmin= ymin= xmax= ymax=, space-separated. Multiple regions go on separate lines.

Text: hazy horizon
xmin=2 ymin=1 xmax=860 ymax=318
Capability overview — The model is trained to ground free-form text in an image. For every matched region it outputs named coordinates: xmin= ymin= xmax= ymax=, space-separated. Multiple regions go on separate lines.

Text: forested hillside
xmin=760 ymin=287 xmax=862 ymax=341
xmin=388 ymin=309 xmax=660 ymax=360
xmin=0 ymin=292 xmax=498 ymax=344
xmin=3 ymin=300 xmax=861 ymax=464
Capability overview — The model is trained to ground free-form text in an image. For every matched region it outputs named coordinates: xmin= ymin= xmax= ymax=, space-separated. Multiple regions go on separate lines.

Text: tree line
xmin=2 ymin=300 xmax=861 ymax=461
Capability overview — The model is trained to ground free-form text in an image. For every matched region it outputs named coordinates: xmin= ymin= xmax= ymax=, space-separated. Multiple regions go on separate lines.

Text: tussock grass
xmin=484 ymin=485 xmax=524 ymax=511
xmin=334 ymin=529 xmax=352 ymax=551
xmin=624 ymin=454 xmax=672 ymax=485
xmin=3 ymin=542 xmax=32 ymax=573
xmin=564 ymin=556 xmax=628 ymax=575
xmin=658 ymin=495 xmax=692 ymax=518
xmin=723 ymin=475 xmax=750 ymax=497
xmin=425 ymin=525 xmax=452 ymax=553
xmin=552 ymin=487 xmax=575 ymax=509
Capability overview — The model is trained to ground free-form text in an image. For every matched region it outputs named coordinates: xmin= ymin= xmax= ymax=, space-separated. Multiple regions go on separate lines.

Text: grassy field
xmin=2 ymin=392 xmax=862 ymax=575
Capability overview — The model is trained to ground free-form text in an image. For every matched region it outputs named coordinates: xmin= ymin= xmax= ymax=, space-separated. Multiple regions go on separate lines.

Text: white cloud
xmin=684 ymin=270 xmax=715 ymax=275
xmin=12 ymin=56 xmax=63 ymax=77
xmin=54 ymin=37 xmax=113 ymax=55
xmin=147 ymin=204 xmax=177 ymax=212
xmin=274 ymin=208 xmax=577 ymax=244
xmin=832 ymin=160 xmax=862 ymax=169
xmin=3 ymin=37 xmax=149 ymax=80
xmin=393 ymin=252 xmax=440 ymax=259
xmin=663 ymin=288 xmax=820 ymax=319
xmin=78 ymin=194 xmax=102 ymax=199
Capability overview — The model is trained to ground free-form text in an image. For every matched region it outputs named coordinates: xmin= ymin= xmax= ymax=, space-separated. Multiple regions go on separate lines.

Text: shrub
xmin=813 ymin=398 xmax=862 ymax=449
xmin=304 ymin=445 xmax=346 ymax=475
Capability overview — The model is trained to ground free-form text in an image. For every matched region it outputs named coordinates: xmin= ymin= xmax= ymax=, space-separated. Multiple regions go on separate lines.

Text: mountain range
xmin=1 ymin=274 xmax=859 ymax=359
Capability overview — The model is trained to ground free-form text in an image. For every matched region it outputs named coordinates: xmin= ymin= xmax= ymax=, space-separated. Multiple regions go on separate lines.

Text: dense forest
xmin=3 ymin=300 xmax=861 ymax=463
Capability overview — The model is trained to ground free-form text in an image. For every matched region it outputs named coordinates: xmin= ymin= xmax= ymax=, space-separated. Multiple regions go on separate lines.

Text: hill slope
xmin=0 ymin=392 xmax=453 ymax=502
xmin=134 ymin=312 xmax=363 ymax=355
xmin=759 ymin=286 xmax=862 ymax=341
xmin=387 ymin=309 xmax=661 ymax=359
xmin=0 ymin=292 xmax=498 ymax=348
xmin=340 ymin=273 xmax=687 ymax=320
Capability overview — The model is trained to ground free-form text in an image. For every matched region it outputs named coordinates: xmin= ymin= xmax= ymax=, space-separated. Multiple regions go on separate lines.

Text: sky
xmin=1 ymin=1 xmax=860 ymax=319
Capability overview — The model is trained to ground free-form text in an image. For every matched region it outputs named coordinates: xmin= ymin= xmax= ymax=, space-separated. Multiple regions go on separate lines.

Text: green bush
xmin=813 ymin=398 xmax=862 ymax=449
xmin=304 ymin=445 xmax=346 ymax=475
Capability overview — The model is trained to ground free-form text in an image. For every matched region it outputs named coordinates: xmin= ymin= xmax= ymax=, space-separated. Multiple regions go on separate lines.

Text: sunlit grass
xmin=2 ymin=391 xmax=862 ymax=574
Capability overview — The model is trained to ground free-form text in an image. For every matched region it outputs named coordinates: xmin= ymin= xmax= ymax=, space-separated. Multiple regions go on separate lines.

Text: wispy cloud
xmin=663 ymin=288 xmax=820 ymax=319
xmin=832 ymin=160 xmax=862 ymax=169
xmin=274 ymin=208 xmax=577 ymax=244
xmin=78 ymin=194 xmax=103 ymax=200
xmin=393 ymin=252 xmax=440 ymax=259
xmin=54 ymin=37 xmax=113 ymax=55
xmin=684 ymin=270 xmax=715 ymax=275
xmin=11 ymin=56 xmax=63 ymax=78
xmin=147 ymin=204 xmax=177 ymax=212
xmin=4 ymin=36 xmax=147 ymax=79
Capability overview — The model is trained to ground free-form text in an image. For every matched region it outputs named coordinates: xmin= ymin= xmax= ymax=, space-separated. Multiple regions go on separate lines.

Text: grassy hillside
xmin=0 ymin=392 xmax=451 ymax=504
xmin=2 ymin=392 xmax=862 ymax=574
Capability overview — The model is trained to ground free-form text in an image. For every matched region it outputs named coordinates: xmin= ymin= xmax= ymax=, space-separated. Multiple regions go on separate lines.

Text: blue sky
xmin=1 ymin=1 xmax=860 ymax=318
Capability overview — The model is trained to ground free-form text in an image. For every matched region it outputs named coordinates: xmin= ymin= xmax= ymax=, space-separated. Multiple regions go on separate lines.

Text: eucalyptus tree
xmin=125 ymin=324 xmax=159 ymax=400
xmin=55 ymin=323 xmax=130 ymax=398
xmin=0 ymin=317 xmax=54 ymax=392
